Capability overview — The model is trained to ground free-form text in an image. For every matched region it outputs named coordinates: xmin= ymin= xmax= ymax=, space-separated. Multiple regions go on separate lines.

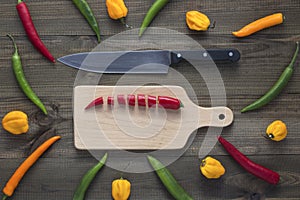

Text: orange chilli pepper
xmin=232 ymin=13 xmax=284 ymax=37
xmin=1 ymin=136 xmax=61 ymax=200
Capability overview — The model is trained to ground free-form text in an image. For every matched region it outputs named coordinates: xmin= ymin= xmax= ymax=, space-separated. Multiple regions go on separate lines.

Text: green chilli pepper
xmin=241 ymin=42 xmax=299 ymax=113
xmin=7 ymin=34 xmax=48 ymax=115
xmin=139 ymin=0 xmax=169 ymax=37
xmin=72 ymin=0 xmax=101 ymax=42
xmin=147 ymin=155 xmax=193 ymax=200
xmin=73 ymin=153 xmax=107 ymax=200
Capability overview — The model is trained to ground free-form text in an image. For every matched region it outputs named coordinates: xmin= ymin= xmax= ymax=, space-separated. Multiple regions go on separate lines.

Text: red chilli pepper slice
xmin=137 ymin=94 xmax=146 ymax=106
xmin=16 ymin=0 xmax=55 ymax=63
xmin=148 ymin=95 xmax=157 ymax=108
xmin=127 ymin=94 xmax=136 ymax=106
xmin=85 ymin=97 xmax=103 ymax=110
xmin=107 ymin=96 xmax=114 ymax=105
xmin=218 ymin=136 xmax=280 ymax=185
xmin=117 ymin=94 xmax=126 ymax=105
xmin=158 ymin=96 xmax=181 ymax=110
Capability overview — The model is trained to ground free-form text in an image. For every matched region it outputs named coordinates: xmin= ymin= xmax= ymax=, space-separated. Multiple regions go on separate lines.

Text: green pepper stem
xmin=2 ymin=195 xmax=8 ymax=200
xmin=288 ymin=42 xmax=299 ymax=69
xmin=17 ymin=0 xmax=23 ymax=4
xmin=180 ymin=101 xmax=184 ymax=108
xmin=120 ymin=18 xmax=132 ymax=29
xmin=7 ymin=34 xmax=18 ymax=55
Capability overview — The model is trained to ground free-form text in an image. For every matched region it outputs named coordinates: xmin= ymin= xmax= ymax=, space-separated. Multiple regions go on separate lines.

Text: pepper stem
xmin=17 ymin=0 xmax=23 ymax=4
xmin=209 ymin=21 xmax=216 ymax=29
xmin=200 ymin=160 xmax=206 ymax=167
xmin=180 ymin=101 xmax=184 ymax=108
xmin=120 ymin=18 xmax=132 ymax=29
xmin=7 ymin=34 xmax=18 ymax=55
xmin=2 ymin=195 xmax=8 ymax=200
xmin=288 ymin=42 xmax=299 ymax=69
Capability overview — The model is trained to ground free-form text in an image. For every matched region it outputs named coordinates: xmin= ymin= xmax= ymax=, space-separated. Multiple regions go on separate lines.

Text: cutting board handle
xmin=197 ymin=106 xmax=233 ymax=128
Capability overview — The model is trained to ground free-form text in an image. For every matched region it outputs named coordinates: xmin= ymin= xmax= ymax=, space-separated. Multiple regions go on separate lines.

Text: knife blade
xmin=57 ymin=49 xmax=240 ymax=74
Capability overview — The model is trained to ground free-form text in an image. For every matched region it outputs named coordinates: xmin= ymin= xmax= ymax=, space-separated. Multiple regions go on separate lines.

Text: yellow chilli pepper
xmin=2 ymin=111 xmax=29 ymax=135
xmin=200 ymin=156 xmax=225 ymax=179
xmin=266 ymin=120 xmax=287 ymax=141
xmin=112 ymin=178 xmax=131 ymax=200
xmin=186 ymin=10 xmax=211 ymax=31
xmin=106 ymin=0 xmax=129 ymax=27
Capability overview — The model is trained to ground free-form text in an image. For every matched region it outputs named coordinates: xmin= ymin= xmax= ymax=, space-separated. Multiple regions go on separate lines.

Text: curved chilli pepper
xmin=127 ymin=94 xmax=135 ymax=106
xmin=241 ymin=42 xmax=299 ymax=113
xmin=16 ymin=0 xmax=55 ymax=63
xmin=7 ymin=34 xmax=48 ymax=115
xmin=232 ymin=13 xmax=284 ymax=38
xmin=85 ymin=94 xmax=183 ymax=110
xmin=147 ymin=155 xmax=193 ymax=200
xmin=2 ymin=136 xmax=61 ymax=200
xmin=158 ymin=96 xmax=182 ymax=110
xmin=139 ymin=0 xmax=169 ymax=36
xmin=137 ymin=94 xmax=146 ymax=106
xmin=73 ymin=153 xmax=107 ymax=200
xmin=85 ymin=97 xmax=103 ymax=110
xmin=218 ymin=136 xmax=280 ymax=185
xmin=72 ymin=0 xmax=101 ymax=42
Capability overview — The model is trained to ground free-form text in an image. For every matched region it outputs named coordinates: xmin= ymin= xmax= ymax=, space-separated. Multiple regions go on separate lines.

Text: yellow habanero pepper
xmin=266 ymin=120 xmax=287 ymax=141
xmin=112 ymin=178 xmax=131 ymax=200
xmin=2 ymin=111 xmax=29 ymax=135
xmin=106 ymin=0 xmax=130 ymax=27
xmin=200 ymin=156 xmax=225 ymax=179
xmin=186 ymin=11 xmax=211 ymax=31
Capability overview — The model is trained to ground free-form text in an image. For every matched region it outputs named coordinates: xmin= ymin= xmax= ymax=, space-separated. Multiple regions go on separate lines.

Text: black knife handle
xmin=207 ymin=48 xmax=240 ymax=62
xmin=171 ymin=48 xmax=240 ymax=64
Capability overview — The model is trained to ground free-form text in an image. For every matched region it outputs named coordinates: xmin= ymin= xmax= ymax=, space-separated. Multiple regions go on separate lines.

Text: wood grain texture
xmin=0 ymin=0 xmax=300 ymax=199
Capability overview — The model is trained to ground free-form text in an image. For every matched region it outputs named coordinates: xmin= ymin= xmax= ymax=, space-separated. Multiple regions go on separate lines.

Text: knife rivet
xmin=228 ymin=51 xmax=234 ymax=57
xmin=177 ymin=53 xmax=182 ymax=58
xmin=203 ymin=52 xmax=208 ymax=57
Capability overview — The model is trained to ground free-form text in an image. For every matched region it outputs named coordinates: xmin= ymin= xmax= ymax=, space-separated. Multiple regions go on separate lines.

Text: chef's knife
xmin=58 ymin=49 xmax=240 ymax=74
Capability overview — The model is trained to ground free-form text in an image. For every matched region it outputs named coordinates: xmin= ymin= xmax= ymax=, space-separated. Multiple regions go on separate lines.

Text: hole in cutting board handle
xmin=219 ymin=113 xmax=225 ymax=120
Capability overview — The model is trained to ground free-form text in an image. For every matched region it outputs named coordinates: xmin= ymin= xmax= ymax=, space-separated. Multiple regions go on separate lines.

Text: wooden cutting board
xmin=73 ymin=85 xmax=233 ymax=150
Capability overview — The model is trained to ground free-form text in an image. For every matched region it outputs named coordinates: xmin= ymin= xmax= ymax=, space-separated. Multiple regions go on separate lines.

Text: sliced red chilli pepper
xmin=85 ymin=97 xmax=103 ymax=110
xmin=127 ymin=94 xmax=136 ymax=106
xmin=148 ymin=95 xmax=157 ymax=108
xmin=158 ymin=96 xmax=181 ymax=110
xmin=16 ymin=0 xmax=55 ymax=63
xmin=218 ymin=136 xmax=280 ymax=185
xmin=107 ymin=96 xmax=114 ymax=105
xmin=137 ymin=94 xmax=146 ymax=106
xmin=85 ymin=94 xmax=183 ymax=110
xmin=117 ymin=94 xmax=126 ymax=105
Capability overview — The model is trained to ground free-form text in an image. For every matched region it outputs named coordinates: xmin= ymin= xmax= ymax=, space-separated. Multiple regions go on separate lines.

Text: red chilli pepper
xmin=158 ymin=96 xmax=181 ymax=110
xmin=85 ymin=94 xmax=183 ymax=110
xmin=127 ymin=94 xmax=136 ymax=106
xmin=137 ymin=94 xmax=146 ymax=106
xmin=16 ymin=0 xmax=55 ymax=63
xmin=85 ymin=97 xmax=103 ymax=110
xmin=218 ymin=136 xmax=280 ymax=185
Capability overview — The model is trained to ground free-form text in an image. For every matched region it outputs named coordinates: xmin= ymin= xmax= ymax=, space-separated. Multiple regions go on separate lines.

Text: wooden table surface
xmin=1 ymin=0 xmax=300 ymax=199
